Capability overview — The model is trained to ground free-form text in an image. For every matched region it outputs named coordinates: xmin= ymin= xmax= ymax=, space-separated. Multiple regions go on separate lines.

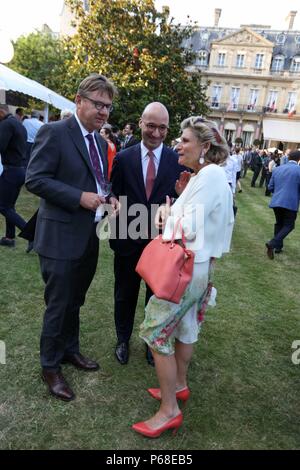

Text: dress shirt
xmin=74 ymin=112 xmax=105 ymax=221
xmin=140 ymin=141 xmax=163 ymax=184
xmin=23 ymin=117 xmax=43 ymax=143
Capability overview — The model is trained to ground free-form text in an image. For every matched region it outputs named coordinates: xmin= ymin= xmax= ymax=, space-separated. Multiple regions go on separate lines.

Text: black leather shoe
xmin=115 ymin=342 xmax=129 ymax=365
xmin=42 ymin=369 xmax=75 ymax=401
xmin=146 ymin=345 xmax=155 ymax=367
xmin=265 ymin=243 xmax=274 ymax=260
xmin=62 ymin=353 xmax=100 ymax=371
xmin=26 ymin=241 xmax=34 ymax=253
xmin=0 ymin=237 xmax=15 ymax=247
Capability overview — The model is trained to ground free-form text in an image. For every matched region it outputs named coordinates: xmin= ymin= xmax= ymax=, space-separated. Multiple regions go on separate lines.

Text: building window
xmin=255 ymin=54 xmax=264 ymax=69
xmin=198 ymin=50 xmax=208 ymax=67
xmin=272 ymin=56 xmax=284 ymax=72
xmin=201 ymin=30 xmax=209 ymax=42
xmin=290 ymin=57 xmax=300 ymax=72
xmin=283 ymin=91 xmax=297 ymax=113
xmin=218 ymin=53 xmax=226 ymax=67
xmin=211 ymin=85 xmax=222 ymax=108
xmin=247 ymin=89 xmax=259 ymax=111
xmin=228 ymin=87 xmax=240 ymax=110
xmin=224 ymin=129 xmax=235 ymax=145
xmin=265 ymin=91 xmax=278 ymax=111
xmin=236 ymin=54 xmax=245 ymax=68
xmin=242 ymin=131 xmax=253 ymax=147
xmin=276 ymin=33 xmax=286 ymax=45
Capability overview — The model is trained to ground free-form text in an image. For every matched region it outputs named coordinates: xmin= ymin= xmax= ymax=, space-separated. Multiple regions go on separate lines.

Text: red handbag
xmin=135 ymin=220 xmax=195 ymax=304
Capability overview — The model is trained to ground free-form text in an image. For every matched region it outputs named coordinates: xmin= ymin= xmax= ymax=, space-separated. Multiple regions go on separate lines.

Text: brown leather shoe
xmin=265 ymin=243 xmax=274 ymax=260
xmin=62 ymin=353 xmax=100 ymax=371
xmin=42 ymin=369 xmax=75 ymax=401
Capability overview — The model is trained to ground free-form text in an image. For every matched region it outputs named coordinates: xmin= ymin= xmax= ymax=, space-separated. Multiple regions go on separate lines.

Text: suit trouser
xmin=242 ymin=163 xmax=249 ymax=178
xmin=265 ymin=173 xmax=272 ymax=196
xmin=114 ymin=249 xmax=153 ymax=344
xmin=259 ymin=167 xmax=267 ymax=187
xmin=39 ymin=226 xmax=99 ymax=371
xmin=269 ymin=207 xmax=297 ymax=250
xmin=0 ymin=167 xmax=26 ymax=238
xmin=251 ymin=167 xmax=262 ymax=187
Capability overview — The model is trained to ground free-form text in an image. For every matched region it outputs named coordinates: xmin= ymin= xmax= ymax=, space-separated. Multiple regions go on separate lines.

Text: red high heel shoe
xmin=132 ymin=412 xmax=183 ymax=438
xmin=147 ymin=386 xmax=190 ymax=403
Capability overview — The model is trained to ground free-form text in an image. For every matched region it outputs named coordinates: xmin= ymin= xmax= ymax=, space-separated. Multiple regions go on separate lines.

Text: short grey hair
xmin=60 ymin=109 xmax=73 ymax=120
xmin=181 ymin=116 xmax=229 ymax=165
xmin=77 ymin=73 xmax=117 ymax=100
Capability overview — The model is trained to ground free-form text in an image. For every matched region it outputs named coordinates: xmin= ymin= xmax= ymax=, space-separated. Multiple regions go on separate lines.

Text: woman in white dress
xmin=132 ymin=117 xmax=235 ymax=438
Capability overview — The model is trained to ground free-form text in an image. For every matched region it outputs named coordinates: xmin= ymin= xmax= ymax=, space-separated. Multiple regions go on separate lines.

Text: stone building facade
xmin=185 ymin=10 xmax=300 ymax=149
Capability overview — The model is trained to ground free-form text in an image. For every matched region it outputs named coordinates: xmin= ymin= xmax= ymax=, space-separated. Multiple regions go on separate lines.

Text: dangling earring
xmin=199 ymin=149 xmax=205 ymax=165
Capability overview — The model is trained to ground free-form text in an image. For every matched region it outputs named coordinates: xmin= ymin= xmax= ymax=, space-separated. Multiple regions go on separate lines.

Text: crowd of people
xmin=0 ymin=72 xmax=300 ymax=439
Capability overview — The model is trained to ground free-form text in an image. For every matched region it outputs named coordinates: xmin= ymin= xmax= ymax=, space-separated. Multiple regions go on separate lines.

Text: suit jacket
xmin=250 ymin=151 xmax=262 ymax=170
xmin=268 ymin=161 xmax=300 ymax=211
xmin=123 ymin=135 xmax=139 ymax=149
xmin=0 ymin=114 xmax=27 ymax=166
xmin=109 ymin=143 xmax=186 ymax=256
xmin=25 ymin=115 xmax=108 ymax=260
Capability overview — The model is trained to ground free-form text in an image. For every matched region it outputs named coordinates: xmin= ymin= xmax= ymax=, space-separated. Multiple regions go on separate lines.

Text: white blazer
xmin=163 ymin=164 xmax=234 ymax=263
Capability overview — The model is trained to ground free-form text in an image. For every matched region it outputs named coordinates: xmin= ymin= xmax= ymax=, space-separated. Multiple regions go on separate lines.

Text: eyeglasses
xmin=142 ymin=121 xmax=169 ymax=133
xmin=82 ymin=95 xmax=113 ymax=112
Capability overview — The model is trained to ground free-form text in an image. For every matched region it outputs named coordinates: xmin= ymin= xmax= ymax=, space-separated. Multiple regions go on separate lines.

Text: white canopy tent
xmin=0 ymin=63 xmax=75 ymax=121
xmin=263 ymin=118 xmax=300 ymax=144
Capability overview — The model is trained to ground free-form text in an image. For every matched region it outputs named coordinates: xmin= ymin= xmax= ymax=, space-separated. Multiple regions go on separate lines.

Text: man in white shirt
xmin=22 ymin=111 xmax=44 ymax=167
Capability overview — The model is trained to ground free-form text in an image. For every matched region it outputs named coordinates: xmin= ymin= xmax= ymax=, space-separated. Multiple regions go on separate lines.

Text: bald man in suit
xmin=110 ymin=102 xmax=186 ymax=366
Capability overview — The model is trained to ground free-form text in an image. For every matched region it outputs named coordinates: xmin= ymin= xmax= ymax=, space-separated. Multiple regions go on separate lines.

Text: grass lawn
xmin=0 ymin=173 xmax=299 ymax=450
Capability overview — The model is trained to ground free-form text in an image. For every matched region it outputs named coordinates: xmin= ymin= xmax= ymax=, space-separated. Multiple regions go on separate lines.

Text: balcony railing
xmin=194 ymin=64 xmax=300 ymax=77
xmin=209 ymin=102 xmax=297 ymax=115
xmin=210 ymin=103 xmax=264 ymax=113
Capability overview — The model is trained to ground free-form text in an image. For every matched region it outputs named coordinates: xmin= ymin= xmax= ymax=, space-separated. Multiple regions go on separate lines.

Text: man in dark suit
xmin=110 ymin=102 xmax=185 ymax=366
xmin=250 ymin=149 xmax=263 ymax=187
xmin=0 ymin=104 xmax=27 ymax=248
xmin=266 ymin=150 xmax=300 ymax=259
xmin=26 ymin=74 xmax=119 ymax=401
xmin=122 ymin=122 xmax=139 ymax=148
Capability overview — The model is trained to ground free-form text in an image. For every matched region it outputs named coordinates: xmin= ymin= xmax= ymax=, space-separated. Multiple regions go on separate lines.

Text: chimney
xmin=214 ymin=8 xmax=222 ymax=27
xmin=286 ymin=11 xmax=297 ymax=30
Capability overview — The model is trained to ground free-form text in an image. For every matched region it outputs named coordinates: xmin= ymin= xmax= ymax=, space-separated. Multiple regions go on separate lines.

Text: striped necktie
xmin=86 ymin=133 xmax=105 ymax=186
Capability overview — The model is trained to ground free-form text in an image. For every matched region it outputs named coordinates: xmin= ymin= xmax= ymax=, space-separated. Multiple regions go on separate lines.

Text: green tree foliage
xmin=9 ymin=31 xmax=71 ymax=95
xmin=65 ymin=0 xmax=209 ymax=137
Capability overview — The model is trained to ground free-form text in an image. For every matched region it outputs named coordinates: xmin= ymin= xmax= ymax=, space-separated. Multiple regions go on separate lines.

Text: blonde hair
xmin=181 ymin=116 xmax=229 ymax=165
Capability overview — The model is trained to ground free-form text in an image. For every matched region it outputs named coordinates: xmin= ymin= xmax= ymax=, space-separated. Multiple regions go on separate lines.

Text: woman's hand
xmin=109 ymin=196 xmax=121 ymax=217
xmin=175 ymin=171 xmax=191 ymax=196
xmin=155 ymin=195 xmax=171 ymax=230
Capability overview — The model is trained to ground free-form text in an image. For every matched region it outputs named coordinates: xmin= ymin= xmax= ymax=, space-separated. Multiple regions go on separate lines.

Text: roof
xmin=184 ymin=26 xmax=300 ymax=69
xmin=0 ymin=64 xmax=75 ymax=112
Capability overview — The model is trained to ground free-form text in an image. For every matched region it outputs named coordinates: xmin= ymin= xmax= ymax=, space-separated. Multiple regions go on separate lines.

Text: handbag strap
xmin=171 ymin=218 xmax=187 ymax=248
